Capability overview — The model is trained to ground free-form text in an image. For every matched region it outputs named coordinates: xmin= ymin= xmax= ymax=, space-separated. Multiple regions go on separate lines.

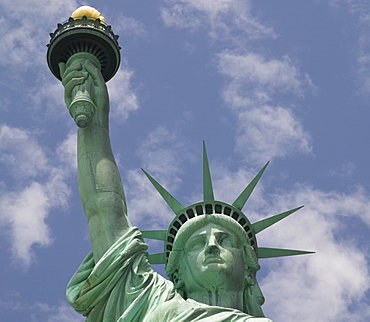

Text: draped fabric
xmin=67 ymin=227 xmax=272 ymax=322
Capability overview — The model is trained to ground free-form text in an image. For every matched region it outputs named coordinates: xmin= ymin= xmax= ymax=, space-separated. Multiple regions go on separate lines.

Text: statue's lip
xmin=204 ymin=255 xmax=224 ymax=264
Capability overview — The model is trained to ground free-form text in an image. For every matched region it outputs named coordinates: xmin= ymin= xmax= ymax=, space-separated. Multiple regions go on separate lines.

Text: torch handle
xmin=68 ymin=71 xmax=97 ymax=128
xmin=65 ymin=53 xmax=101 ymax=128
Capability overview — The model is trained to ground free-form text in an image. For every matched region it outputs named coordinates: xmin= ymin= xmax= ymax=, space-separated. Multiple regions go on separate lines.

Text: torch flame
xmin=71 ymin=6 xmax=106 ymax=24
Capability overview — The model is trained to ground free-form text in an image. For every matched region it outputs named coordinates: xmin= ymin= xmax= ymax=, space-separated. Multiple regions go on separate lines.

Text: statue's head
xmin=141 ymin=142 xmax=310 ymax=317
xmin=165 ymin=213 xmax=264 ymax=315
xmin=166 ymin=214 xmax=264 ymax=306
xmin=166 ymin=214 xmax=259 ymax=286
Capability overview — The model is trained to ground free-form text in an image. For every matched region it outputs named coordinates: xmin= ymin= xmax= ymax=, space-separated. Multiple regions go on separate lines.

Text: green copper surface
xmin=232 ymin=162 xmax=269 ymax=211
xmin=141 ymin=168 xmax=184 ymax=214
xmin=62 ymin=52 xmax=100 ymax=127
xmin=252 ymin=206 xmax=304 ymax=234
xmin=257 ymin=247 xmax=315 ymax=258
xmin=203 ymin=141 xmax=215 ymax=201
xmin=47 ymin=13 xmax=121 ymax=82
xmin=142 ymin=229 xmax=167 ymax=240
xmin=147 ymin=252 xmax=166 ymax=264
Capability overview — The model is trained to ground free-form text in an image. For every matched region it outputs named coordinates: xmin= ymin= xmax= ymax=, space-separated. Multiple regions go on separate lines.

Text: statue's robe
xmin=67 ymin=227 xmax=272 ymax=322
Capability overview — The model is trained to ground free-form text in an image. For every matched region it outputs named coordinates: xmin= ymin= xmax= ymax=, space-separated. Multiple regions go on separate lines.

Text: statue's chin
xmin=203 ymin=262 xmax=226 ymax=273
xmin=195 ymin=267 xmax=229 ymax=288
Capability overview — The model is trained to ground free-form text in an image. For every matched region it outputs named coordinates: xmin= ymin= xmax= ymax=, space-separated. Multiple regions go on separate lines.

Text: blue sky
xmin=0 ymin=0 xmax=369 ymax=321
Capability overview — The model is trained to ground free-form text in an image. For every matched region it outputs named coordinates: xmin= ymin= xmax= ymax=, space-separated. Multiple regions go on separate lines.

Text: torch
xmin=47 ymin=6 xmax=121 ymax=127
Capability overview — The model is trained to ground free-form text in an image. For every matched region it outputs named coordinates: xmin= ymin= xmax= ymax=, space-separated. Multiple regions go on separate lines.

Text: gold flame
xmin=71 ymin=6 xmax=106 ymax=24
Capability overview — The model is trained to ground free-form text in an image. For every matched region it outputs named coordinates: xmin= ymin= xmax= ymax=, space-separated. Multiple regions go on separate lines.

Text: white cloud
xmin=216 ymin=52 xmax=313 ymax=163
xmin=0 ymin=125 xmax=72 ymax=268
xmin=112 ymin=14 xmax=147 ymax=39
xmin=218 ymin=52 xmax=305 ymax=109
xmin=0 ymin=297 xmax=84 ymax=322
xmin=329 ymin=162 xmax=356 ymax=178
xmin=162 ymin=1 xmax=313 ymax=164
xmin=137 ymin=127 xmax=194 ymax=176
xmin=0 ymin=0 xmax=78 ymax=69
xmin=0 ymin=125 xmax=49 ymax=181
xmin=257 ymin=185 xmax=370 ymax=321
xmin=236 ymin=105 xmax=312 ymax=162
xmin=161 ymin=0 xmax=275 ymax=42
xmin=36 ymin=301 xmax=84 ymax=322
xmin=108 ymin=64 xmax=140 ymax=121
xmin=0 ymin=183 xmax=51 ymax=265
xmin=29 ymin=72 xmax=66 ymax=117
xmin=46 ymin=304 xmax=85 ymax=322
xmin=125 ymin=127 xmax=194 ymax=228
xmin=56 ymin=132 xmax=77 ymax=174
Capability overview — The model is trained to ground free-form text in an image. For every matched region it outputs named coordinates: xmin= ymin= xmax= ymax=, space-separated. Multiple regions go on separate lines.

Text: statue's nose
xmin=206 ymin=244 xmax=220 ymax=255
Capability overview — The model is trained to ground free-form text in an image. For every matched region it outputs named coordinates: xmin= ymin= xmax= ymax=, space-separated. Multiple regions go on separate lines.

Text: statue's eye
xmin=220 ymin=236 xmax=236 ymax=248
xmin=192 ymin=240 xmax=205 ymax=249
xmin=186 ymin=238 xmax=205 ymax=252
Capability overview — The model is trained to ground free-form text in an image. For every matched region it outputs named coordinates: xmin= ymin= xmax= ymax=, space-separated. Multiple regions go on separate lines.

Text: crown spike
xmin=148 ymin=253 xmax=166 ymax=264
xmin=257 ymin=247 xmax=314 ymax=258
xmin=142 ymin=230 xmax=167 ymax=240
xmin=142 ymin=169 xmax=184 ymax=214
xmin=203 ymin=141 xmax=215 ymax=201
xmin=252 ymin=206 xmax=304 ymax=234
xmin=232 ymin=162 xmax=269 ymax=210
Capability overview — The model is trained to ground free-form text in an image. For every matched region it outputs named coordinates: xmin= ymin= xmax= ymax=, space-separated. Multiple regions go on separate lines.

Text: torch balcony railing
xmin=48 ymin=16 xmax=120 ymax=48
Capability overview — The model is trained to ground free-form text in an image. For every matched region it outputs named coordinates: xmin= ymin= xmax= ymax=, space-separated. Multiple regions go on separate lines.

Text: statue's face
xmin=180 ymin=223 xmax=246 ymax=293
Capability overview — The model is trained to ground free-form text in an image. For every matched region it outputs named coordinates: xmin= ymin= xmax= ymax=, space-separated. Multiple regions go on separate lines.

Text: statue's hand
xmin=59 ymin=58 xmax=109 ymax=128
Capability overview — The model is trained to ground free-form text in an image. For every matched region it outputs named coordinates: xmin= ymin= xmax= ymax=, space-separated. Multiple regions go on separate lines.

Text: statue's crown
xmin=142 ymin=142 xmax=313 ymax=265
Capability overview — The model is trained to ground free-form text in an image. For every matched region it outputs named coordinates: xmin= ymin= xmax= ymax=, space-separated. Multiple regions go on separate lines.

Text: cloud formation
xmin=217 ymin=52 xmax=313 ymax=162
xmin=161 ymin=1 xmax=313 ymax=163
xmin=125 ymin=126 xmax=194 ymax=228
xmin=0 ymin=296 xmax=84 ymax=322
xmin=0 ymin=125 xmax=72 ymax=268
xmin=112 ymin=14 xmax=147 ymax=39
xmin=235 ymin=105 xmax=312 ymax=162
xmin=161 ymin=0 xmax=275 ymax=42
xmin=258 ymin=185 xmax=370 ymax=321
xmin=108 ymin=64 xmax=140 ymax=121
xmin=218 ymin=52 xmax=304 ymax=108
xmin=0 ymin=0 xmax=78 ymax=69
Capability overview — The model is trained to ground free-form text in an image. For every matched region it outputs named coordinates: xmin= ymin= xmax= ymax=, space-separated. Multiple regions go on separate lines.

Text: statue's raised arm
xmin=60 ymin=56 xmax=131 ymax=262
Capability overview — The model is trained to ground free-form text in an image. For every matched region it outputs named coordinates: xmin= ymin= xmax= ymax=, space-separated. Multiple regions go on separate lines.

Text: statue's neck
xmin=187 ymin=287 xmax=244 ymax=311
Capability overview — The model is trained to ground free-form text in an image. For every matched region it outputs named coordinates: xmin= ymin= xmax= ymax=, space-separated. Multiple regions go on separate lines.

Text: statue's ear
xmin=244 ymin=269 xmax=253 ymax=286
xmin=243 ymin=245 xmax=260 ymax=272
xmin=243 ymin=245 xmax=260 ymax=287
xmin=172 ymin=270 xmax=186 ymax=298
xmin=172 ymin=271 xmax=182 ymax=289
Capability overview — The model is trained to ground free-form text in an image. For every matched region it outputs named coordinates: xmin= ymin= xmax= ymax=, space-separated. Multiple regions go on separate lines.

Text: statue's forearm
xmin=77 ymin=121 xmax=131 ymax=262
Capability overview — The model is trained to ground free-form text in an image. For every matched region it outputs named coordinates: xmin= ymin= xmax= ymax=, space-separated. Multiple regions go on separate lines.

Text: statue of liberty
xmin=53 ymin=6 xmax=312 ymax=322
